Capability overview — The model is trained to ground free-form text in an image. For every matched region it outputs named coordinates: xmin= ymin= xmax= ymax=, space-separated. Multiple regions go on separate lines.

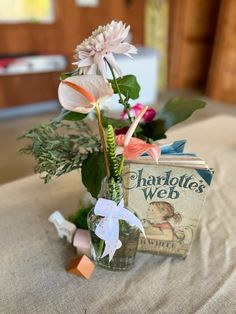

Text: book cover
xmin=122 ymin=159 xmax=213 ymax=258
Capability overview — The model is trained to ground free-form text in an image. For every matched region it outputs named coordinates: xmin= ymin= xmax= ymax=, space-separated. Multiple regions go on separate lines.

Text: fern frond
xmin=107 ymin=124 xmax=120 ymax=182
xmin=102 ymin=177 xmax=122 ymax=203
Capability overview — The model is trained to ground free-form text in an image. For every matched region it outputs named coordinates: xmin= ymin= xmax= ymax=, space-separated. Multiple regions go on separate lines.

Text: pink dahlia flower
xmin=73 ymin=21 xmax=137 ymax=80
xmin=121 ymin=103 xmax=156 ymax=122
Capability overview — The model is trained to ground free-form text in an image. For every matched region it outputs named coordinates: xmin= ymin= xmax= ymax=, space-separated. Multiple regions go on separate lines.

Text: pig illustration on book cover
xmin=122 ymin=161 xmax=213 ymax=258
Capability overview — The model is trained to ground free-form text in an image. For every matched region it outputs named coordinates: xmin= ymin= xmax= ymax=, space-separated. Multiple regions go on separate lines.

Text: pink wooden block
xmin=73 ymin=229 xmax=91 ymax=257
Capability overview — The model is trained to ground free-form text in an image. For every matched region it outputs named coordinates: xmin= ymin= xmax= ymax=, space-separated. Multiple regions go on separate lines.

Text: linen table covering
xmin=1 ymin=115 xmax=236 ymax=313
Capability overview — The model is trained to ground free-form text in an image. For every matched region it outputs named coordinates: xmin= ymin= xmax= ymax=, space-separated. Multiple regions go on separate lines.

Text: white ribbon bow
xmin=94 ymin=198 xmax=145 ymax=262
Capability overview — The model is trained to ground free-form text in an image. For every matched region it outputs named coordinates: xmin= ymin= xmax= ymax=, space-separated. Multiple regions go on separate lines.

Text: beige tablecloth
xmin=1 ymin=115 xmax=236 ymax=314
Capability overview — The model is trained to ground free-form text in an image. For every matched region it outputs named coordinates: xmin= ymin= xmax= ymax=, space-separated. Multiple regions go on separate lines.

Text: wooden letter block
xmin=67 ymin=255 xmax=95 ymax=280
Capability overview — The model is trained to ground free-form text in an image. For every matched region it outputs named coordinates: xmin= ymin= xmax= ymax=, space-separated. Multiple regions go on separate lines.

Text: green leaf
xmin=101 ymin=116 xmax=131 ymax=128
xmin=52 ymin=108 xmax=87 ymax=123
xmin=109 ymin=75 xmax=140 ymax=100
xmin=142 ymin=98 xmax=206 ymax=140
xmin=60 ymin=69 xmax=80 ymax=80
xmin=81 ymin=152 xmax=106 ymax=198
xmin=158 ymin=98 xmax=206 ymax=128
xmin=68 ymin=206 xmax=92 ymax=230
xmin=101 ymin=116 xmax=143 ymax=133
xmin=60 ymin=72 xmax=71 ymax=80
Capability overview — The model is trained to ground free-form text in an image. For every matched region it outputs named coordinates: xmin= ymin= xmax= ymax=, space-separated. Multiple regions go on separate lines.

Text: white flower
xmin=73 ymin=20 xmax=137 ymax=79
xmin=58 ymin=75 xmax=113 ymax=114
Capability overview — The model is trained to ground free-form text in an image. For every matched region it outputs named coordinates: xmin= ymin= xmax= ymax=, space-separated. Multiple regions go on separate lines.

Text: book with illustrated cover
xmin=122 ymin=155 xmax=213 ymax=258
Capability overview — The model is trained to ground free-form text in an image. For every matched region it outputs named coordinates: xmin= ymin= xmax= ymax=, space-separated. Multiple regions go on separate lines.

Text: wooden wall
xmin=168 ymin=0 xmax=220 ymax=89
xmin=168 ymin=0 xmax=236 ymax=104
xmin=0 ymin=0 xmax=145 ymax=108
xmin=206 ymin=0 xmax=236 ymax=104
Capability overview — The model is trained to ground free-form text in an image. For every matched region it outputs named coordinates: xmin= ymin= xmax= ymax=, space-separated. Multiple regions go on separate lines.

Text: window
xmin=0 ymin=0 xmax=55 ymax=24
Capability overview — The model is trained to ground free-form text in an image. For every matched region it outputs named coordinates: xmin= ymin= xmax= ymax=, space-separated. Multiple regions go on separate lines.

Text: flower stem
xmin=105 ymin=59 xmax=133 ymax=123
xmin=94 ymin=103 xmax=110 ymax=177
xmin=97 ymin=239 xmax=105 ymax=257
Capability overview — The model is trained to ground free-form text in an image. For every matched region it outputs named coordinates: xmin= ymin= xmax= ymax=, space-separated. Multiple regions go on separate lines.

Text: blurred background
xmin=1 ymin=0 xmax=236 ymax=184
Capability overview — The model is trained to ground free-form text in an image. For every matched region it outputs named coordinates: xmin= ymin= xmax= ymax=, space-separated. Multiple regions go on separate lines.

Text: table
xmin=1 ymin=115 xmax=236 ymax=314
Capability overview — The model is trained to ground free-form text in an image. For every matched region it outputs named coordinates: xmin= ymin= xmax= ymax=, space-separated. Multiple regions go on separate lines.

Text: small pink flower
xmin=121 ymin=103 xmax=156 ymax=122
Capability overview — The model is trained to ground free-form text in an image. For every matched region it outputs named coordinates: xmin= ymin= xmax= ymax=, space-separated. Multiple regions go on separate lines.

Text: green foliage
xmin=68 ymin=206 xmax=92 ymax=229
xmin=107 ymin=125 xmax=119 ymax=182
xmin=102 ymin=177 xmax=122 ymax=204
xmin=109 ymin=75 xmax=140 ymax=100
xmin=142 ymin=98 xmax=207 ymax=140
xmin=19 ymin=121 xmax=100 ymax=183
xmin=60 ymin=68 xmax=80 ymax=80
xmin=101 ymin=115 xmax=142 ymax=133
xmin=102 ymin=116 xmax=131 ymax=128
xmin=53 ymin=108 xmax=87 ymax=123
xmin=81 ymin=152 xmax=106 ymax=198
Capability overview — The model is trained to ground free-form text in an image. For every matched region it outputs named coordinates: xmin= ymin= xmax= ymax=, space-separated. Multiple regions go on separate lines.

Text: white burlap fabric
xmin=1 ymin=115 xmax=236 ymax=313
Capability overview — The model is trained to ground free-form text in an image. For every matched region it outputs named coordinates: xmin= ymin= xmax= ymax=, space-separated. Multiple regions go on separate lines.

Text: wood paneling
xmin=168 ymin=0 xmax=220 ymax=89
xmin=0 ymin=73 xmax=60 ymax=109
xmin=0 ymin=0 xmax=145 ymax=108
xmin=207 ymin=0 xmax=236 ymax=104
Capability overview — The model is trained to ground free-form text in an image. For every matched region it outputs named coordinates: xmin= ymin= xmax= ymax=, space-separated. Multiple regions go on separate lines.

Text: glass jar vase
xmin=87 ymin=177 xmax=140 ymax=271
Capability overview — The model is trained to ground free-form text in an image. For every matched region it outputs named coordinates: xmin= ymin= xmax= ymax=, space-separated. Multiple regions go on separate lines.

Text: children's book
xmin=122 ymin=154 xmax=213 ymax=258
